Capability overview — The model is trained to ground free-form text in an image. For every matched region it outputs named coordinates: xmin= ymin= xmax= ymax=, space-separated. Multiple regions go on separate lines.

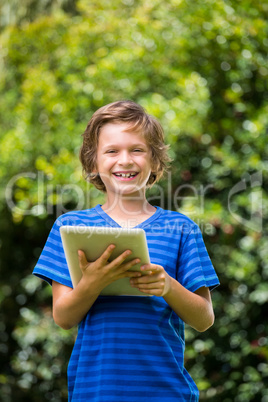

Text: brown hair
xmin=79 ymin=100 xmax=172 ymax=192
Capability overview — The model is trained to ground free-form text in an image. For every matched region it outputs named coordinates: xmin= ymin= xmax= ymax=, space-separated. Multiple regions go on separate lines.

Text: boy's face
xmin=94 ymin=122 xmax=153 ymax=197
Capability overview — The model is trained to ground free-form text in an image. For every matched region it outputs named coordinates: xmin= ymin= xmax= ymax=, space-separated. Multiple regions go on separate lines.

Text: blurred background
xmin=0 ymin=0 xmax=267 ymax=401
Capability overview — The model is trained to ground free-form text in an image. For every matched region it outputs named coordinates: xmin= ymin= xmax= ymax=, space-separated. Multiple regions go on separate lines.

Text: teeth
xmin=114 ymin=173 xmax=137 ymax=178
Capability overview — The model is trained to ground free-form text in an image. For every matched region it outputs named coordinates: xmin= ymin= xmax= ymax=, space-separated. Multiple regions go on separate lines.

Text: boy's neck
xmin=101 ymin=195 xmax=155 ymax=218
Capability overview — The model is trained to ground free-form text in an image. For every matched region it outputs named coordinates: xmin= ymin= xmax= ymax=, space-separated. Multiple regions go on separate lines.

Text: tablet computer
xmin=60 ymin=226 xmax=151 ymax=296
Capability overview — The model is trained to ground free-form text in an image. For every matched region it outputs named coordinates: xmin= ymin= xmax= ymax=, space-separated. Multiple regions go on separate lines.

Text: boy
xmin=33 ymin=100 xmax=219 ymax=401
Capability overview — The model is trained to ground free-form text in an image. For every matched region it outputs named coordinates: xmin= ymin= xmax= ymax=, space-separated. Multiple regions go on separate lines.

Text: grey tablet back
xmin=60 ymin=226 xmax=151 ymax=296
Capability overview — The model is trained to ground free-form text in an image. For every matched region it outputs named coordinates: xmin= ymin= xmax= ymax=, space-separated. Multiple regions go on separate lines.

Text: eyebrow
xmin=102 ymin=143 xmax=147 ymax=150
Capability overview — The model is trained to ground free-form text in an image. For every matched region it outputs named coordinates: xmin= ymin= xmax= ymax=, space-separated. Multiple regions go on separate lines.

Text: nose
xmin=118 ymin=150 xmax=133 ymax=166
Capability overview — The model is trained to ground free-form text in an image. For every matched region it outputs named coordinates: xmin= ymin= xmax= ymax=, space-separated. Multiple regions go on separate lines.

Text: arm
xmin=130 ymin=265 xmax=214 ymax=332
xmin=163 ymin=279 xmax=214 ymax=332
xmin=52 ymin=245 xmax=142 ymax=330
xmin=52 ymin=280 xmax=99 ymax=330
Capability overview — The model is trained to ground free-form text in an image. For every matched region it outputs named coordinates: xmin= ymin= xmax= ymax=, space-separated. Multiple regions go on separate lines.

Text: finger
xmin=78 ymin=250 xmax=89 ymax=268
xmin=131 ymin=273 xmax=160 ymax=284
xmin=120 ymin=258 xmax=141 ymax=272
xmin=116 ymin=270 xmax=142 ymax=281
xmin=109 ymin=249 xmax=132 ymax=267
xmin=131 ymin=281 xmax=163 ymax=290
xmin=98 ymin=244 xmax=116 ymax=264
xmin=125 ymin=271 xmax=142 ymax=278
xmin=137 ymin=288 xmax=163 ymax=296
xmin=133 ymin=280 xmax=165 ymax=293
xmin=140 ymin=264 xmax=160 ymax=273
xmin=117 ymin=259 xmax=142 ymax=279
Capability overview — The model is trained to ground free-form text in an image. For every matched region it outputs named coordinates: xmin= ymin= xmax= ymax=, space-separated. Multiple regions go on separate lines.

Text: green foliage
xmin=0 ymin=0 xmax=267 ymax=400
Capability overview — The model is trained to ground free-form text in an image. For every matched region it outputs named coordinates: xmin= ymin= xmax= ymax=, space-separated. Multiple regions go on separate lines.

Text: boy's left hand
xmin=129 ymin=264 xmax=171 ymax=297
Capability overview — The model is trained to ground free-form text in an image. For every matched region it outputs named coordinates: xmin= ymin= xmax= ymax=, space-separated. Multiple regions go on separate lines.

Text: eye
xmin=133 ymin=149 xmax=143 ymax=152
xmin=106 ymin=150 xmax=117 ymax=153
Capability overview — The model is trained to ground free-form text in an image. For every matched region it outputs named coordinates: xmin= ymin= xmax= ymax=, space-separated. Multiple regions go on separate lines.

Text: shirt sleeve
xmin=177 ymin=224 xmax=219 ymax=293
xmin=32 ymin=216 xmax=73 ymax=288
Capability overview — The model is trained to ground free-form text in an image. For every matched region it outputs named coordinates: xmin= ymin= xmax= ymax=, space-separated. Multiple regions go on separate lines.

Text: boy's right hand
xmin=77 ymin=245 xmax=141 ymax=294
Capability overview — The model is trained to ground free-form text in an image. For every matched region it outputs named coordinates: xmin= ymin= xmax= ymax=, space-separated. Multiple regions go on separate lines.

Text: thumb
xmin=78 ymin=250 xmax=89 ymax=269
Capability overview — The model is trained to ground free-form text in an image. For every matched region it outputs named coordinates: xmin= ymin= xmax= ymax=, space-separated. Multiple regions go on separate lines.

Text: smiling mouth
xmin=112 ymin=172 xmax=139 ymax=180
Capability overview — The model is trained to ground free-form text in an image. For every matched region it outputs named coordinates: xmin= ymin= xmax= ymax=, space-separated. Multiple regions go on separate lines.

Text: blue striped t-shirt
xmin=33 ymin=204 xmax=219 ymax=401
